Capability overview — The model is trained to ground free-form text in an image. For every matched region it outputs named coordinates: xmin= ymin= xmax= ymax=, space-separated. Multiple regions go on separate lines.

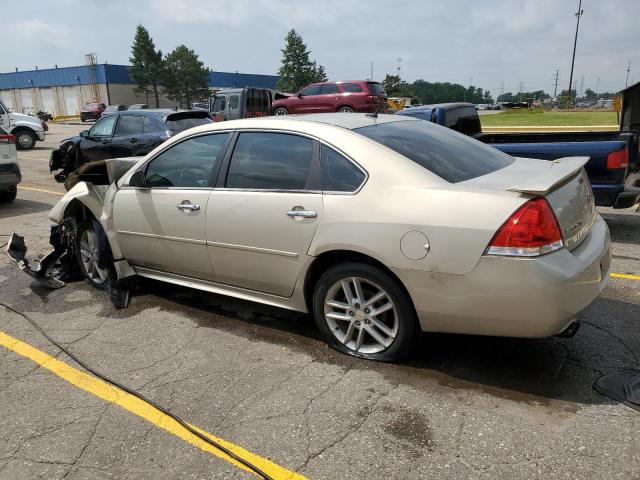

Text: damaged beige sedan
xmin=8 ymin=114 xmax=611 ymax=361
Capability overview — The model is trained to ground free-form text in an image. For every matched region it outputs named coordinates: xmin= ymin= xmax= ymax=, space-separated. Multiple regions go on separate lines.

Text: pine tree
xmin=313 ymin=63 xmax=328 ymax=83
xmin=277 ymin=30 xmax=317 ymax=92
xmin=129 ymin=25 xmax=164 ymax=108
xmin=162 ymin=45 xmax=210 ymax=108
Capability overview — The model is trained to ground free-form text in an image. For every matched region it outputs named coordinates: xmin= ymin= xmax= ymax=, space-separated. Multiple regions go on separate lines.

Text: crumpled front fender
xmin=48 ymin=181 xmax=106 ymax=225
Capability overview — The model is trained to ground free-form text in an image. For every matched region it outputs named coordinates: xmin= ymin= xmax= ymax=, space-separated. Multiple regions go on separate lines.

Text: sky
xmin=4 ymin=0 xmax=638 ymax=96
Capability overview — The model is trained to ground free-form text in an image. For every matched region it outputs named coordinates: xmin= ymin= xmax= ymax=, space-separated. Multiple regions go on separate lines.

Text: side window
xmin=321 ymin=145 xmax=366 ymax=193
xmin=229 ymin=95 xmax=240 ymax=111
xmin=300 ymin=85 xmax=322 ymax=96
xmin=342 ymin=83 xmax=363 ymax=93
xmin=89 ymin=115 xmax=117 ymax=136
xmin=212 ymin=96 xmax=226 ymax=112
xmin=226 ymin=132 xmax=314 ymax=190
xmin=322 ymin=84 xmax=339 ymax=94
xmin=115 ymin=115 xmax=144 ymax=135
xmin=144 ymin=133 xmax=229 ymax=188
xmin=143 ymin=116 xmax=160 ymax=133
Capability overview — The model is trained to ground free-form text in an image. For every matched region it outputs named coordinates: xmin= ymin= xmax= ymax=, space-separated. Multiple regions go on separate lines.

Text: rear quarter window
xmin=354 ymin=119 xmax=513 ymax=183
xmin=341 ymin=83 xmax=364 ymax=93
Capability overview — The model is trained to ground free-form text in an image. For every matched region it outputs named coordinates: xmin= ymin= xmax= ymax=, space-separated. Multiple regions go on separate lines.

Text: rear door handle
xmin=177 ymin=202 xmax=200 ymax=211
xmin=286 ymin=210 xmax=317 ymax=218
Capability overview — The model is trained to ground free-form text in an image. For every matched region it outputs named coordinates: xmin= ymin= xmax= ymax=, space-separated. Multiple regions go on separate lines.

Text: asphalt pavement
xmin=0 ymin=124 xmax=638 ymax=480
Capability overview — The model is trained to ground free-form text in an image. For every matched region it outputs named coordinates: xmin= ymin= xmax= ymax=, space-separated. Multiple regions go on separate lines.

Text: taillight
xmin=485 ymin=198 xmax=563 ymax=257
xmin=606 ymin=148 xmax=628 ymax=169
xmin=367 ymin=95 xmax=378 ymax=103
xmin=0 ymin=134 xmax=15 ymax=144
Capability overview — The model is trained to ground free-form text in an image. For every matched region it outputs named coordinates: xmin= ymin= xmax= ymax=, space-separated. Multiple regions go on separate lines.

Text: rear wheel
xmin=0 ymin=186 xmax=17 ymax=203
xmin=15 ymin=130 xmax=36 ymax=150
xmin=273 ymin=107 xmax=289 ymax=116
xmin=312 ymin=263 xmax=419 ymax=362
xmin=337 ymin=106 xmax=354 ymax=113
xmin=74 ymin=220 xmax=112 ymax=290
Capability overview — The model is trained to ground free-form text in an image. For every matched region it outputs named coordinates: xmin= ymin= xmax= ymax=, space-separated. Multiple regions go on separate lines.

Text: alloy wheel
xmin=323 ymin=276 xmax=399 ymax=354
xmin=79 ymin=228 xmax=108 ymax=285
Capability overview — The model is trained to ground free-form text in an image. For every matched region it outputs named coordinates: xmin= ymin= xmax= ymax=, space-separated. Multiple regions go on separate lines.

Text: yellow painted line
xmin=610 ymin=272 xmax=640 ymax=281
xmin=18 ymin=185 xmax=64 ymax=196
xmin=0 ymin=330 xmax=306 ymax=480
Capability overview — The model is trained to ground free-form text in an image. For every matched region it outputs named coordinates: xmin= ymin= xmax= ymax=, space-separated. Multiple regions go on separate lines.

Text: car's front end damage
xmin=49 ymin=136 xmax=82 ymax=183
xmin=6 ymin=157 xmax=140 ymax=307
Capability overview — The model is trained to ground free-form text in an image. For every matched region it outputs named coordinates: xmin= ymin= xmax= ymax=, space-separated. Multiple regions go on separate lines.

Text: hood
xmin=60 ymin=135 xmax=82 ymax=146
xmin=10 ymin=112 xmax=43 ymax=126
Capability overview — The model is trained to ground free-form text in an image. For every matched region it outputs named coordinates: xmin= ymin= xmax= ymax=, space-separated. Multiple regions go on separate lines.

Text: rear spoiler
xmin=165 ymin=110 xmax=211 ymax=120
xmin=506 ymin=156 xmax=589 ymax=195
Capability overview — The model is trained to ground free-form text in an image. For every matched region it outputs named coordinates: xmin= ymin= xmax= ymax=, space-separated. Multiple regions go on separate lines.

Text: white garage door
xmin=20 ymin=89 xmax=34 ymax=114
xmin=0 ymin=91 xmax=15 ymax=111
xmin=62 ymin=86 xmax=79 ymax=116
xmin=40 ymin=88 xmax=57 ymax=116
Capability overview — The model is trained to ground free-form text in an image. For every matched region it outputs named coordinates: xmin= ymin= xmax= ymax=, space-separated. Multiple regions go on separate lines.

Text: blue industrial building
xmin=0 ymin=64 xmax=279 ymax=116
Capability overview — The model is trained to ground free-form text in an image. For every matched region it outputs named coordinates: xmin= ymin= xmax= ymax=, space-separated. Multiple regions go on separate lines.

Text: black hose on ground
xmin=0 ymin=300 xmax=274 ymax=480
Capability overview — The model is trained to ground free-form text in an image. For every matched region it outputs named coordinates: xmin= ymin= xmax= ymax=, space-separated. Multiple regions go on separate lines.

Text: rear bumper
xmin=0 ymin=164 xmax=21 ymax=189
xmin=394 ymin=214 xmax=611 ymax=338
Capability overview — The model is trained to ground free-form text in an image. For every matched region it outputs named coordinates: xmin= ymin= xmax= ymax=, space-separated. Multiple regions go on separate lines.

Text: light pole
xmin=568 ymin=0 xmax=583 ymax=106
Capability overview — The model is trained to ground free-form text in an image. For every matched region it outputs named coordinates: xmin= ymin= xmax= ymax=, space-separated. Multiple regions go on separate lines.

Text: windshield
xmin=165 ymin=115 xmax=213 ymax=132
xmin=354 ymin=119 xmax=513 ymax=183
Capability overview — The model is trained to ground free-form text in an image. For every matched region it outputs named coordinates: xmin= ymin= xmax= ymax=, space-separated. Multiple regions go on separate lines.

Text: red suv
xmin=80 ymin=103 xmax=107 ymax=122
xmin=272 ymin=81 xmax=387 ymax=115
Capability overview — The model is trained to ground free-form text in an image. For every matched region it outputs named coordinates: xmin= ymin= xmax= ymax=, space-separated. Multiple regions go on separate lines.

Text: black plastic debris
xmin=594 ymin=369 xmax=640 ymax=411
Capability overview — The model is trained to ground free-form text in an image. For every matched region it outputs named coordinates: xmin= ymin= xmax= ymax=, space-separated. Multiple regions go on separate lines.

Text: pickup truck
xmin=398 ymin=103 xmax=640 ymax=209
xmin=0 ymin=99 xmax=48 ymax=150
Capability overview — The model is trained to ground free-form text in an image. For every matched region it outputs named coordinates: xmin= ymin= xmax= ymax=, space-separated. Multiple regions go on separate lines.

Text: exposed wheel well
xmin=303 ymin=250 xmax=414 ymax=313
xmin=63 ymin=199 xmax=93 ymax=224
xmin=11 ymin=126 xmax=36 ymax=135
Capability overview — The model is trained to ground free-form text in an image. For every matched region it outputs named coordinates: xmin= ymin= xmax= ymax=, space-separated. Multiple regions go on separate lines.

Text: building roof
xmin=0 ymin=64 xmax=279 ymax=90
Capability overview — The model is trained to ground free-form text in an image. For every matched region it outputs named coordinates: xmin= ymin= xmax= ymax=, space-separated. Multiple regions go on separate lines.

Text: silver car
xmin=13 ymin=114 xmax=611 ymax=361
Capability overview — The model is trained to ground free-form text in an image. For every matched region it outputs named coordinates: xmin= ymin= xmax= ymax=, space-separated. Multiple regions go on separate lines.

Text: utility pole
xmin=626 ymin=60 xmax=631 ymax=88
xmin=596 ymin=77 xmax=600 ymax=97
xmin=553 ymin=69 xmax=559 ymax=97
xmin=370 ymin=62 xmax=374 ymax=81
xmin=579 ymin=75 xmax=585 ymax=98
xmin=396 ymin=58 xmax=402 ymax=78
xmin=568 ymin=0 xmax=583 ymax=105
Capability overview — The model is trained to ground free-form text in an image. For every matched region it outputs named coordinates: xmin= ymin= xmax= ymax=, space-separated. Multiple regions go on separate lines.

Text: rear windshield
xmin=354 ymin=119 xmax=513 ymax=183
xmin=367 ymin=83 xmax=387 ymax=96
xmin=165 ymin=114 xmax=213 ymax=132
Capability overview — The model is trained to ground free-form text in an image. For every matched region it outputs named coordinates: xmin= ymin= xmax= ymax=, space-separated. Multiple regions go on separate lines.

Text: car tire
xmin=0 ymin=186 xmax=17 ymax=203
xmin=312 ymin=262 xmax=419 ymax=362
xmin=337 ymin=106 xmax=354 ymax=113
xmin=273 ymin=107 xmax=289 ymax=116
xmin=15 ymin=130 xmax=36 ymax=150
xmin=74 ymin=219 xmax=113 ymax=290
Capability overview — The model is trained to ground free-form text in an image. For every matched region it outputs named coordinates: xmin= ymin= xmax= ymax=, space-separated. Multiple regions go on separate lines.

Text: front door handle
xmin=286 ymin=209 xmax=317 ymax=218
xmin=177 ymin=201 xmax=200 ymax=211
xmin=129 ymin=138 xmax=138 ymax=143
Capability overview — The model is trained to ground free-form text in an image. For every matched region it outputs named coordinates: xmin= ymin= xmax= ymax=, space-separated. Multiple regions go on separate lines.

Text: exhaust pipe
xmin=556 ymin=321 xmax=580 ymax=338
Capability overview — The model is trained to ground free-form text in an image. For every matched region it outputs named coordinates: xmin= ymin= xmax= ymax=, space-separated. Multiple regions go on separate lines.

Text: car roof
xmin=402 ymin=102 xmax=474 ymax=113
xmin=281 ymin=113 xmax=415 ymax=130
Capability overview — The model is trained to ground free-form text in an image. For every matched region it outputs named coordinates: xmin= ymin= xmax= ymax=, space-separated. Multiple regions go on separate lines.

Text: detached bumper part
xmin=6 ymin=233 xmax=66 ymax=289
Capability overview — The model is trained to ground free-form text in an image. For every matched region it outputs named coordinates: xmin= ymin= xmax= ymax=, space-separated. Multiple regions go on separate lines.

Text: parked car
xmin=210 ymin=88 xmax=276 ymax=121
xmin=271 ymin=81 xmax=388 ymax=115
xmin=0 ymin=99 xmax=47 ymax=150
xmin=398 ymin=103 xmax=640 ymax=208
xmin=0 ymin=126 xmax=20 ymax=202
xmin=191 ymin=102 xmax=209 ymax=111
xmin=80 ymin=103 xmax=107 ymax=122
xmin=128 ymin=104 xmax=149 ymax=110
xmin=101 ymin=105 xmax=127 ymax=118
xmin=49 ymin=109 xmax=213 ymax=182
xmin=13 ymin=113 xmax=610 ymax=362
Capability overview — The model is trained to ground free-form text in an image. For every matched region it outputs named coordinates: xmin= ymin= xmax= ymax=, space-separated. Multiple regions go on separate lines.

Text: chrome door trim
xmin=206 ymin=240 xmax=298 ymax=258
xmin=117 ymin=230 xmax=206 ymax=245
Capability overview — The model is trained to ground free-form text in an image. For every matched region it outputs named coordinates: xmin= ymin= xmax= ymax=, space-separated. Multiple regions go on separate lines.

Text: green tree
xmin=162 ymin=45 xmax=210 ymax=108
xmin=312 ymin=63 xmax=328 ymax=83
xmin=129 ymin=24 xmax=164 ymax=108
xmin=277 ymin=30 xmax=317 ymax=92
xmin=382 ymin=74 xmax=411 ymax=96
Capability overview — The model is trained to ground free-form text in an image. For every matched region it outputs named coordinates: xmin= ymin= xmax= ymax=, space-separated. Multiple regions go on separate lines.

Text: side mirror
xmin=128 ymin=170 xmax=147 ymax=188
xmin=297 ymin=92 xmax=304 ymax=98
xmin=79 ymin=130 xmax=89 ymax=138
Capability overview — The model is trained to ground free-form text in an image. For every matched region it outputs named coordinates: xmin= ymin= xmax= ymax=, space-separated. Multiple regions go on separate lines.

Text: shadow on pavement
xmin=0 ymin=199 xmax=53 ymax=219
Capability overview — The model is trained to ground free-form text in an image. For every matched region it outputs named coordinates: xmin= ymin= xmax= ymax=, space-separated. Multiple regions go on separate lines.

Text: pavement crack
xmin=581 ymin=320 xmax=639 ymax=366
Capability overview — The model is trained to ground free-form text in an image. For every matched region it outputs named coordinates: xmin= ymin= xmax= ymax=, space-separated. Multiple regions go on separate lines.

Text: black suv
xmin=50 ymin=109 xmax=213 ymax=182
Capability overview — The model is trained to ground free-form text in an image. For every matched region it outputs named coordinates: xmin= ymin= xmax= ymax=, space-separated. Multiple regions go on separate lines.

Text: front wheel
xmin=74 ymin=220 xmax=112 ymax=290
xmin=312 ymin=263 xmax=419 ymax=362
xmin=337 ymin=106 xmax=354 ymax=113
xmin=15 ymin=130 xmax=36 ymax=150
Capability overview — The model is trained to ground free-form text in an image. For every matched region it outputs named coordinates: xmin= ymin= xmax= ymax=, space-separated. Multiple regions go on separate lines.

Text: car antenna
xmin=365 ymin=102 xmax=384 ymax=118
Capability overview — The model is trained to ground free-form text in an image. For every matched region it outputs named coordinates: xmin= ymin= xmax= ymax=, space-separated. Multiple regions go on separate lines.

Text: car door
xmin=227 ymin=94 xmax=242 ymax=120
xmin=110 ymin=114 xmax=146 ymax=157
xmin=80 ymin=115 xmax=117 ymax=162
xmin=206 ymin=131 xmax=323 ymax=296
xmin=113 ymin=132 xmax=231 ymax=280
xmin=295 ymin=84 xmax=322 ymax=113
xmin=318 ymin=83 xmax=341 ymax=112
